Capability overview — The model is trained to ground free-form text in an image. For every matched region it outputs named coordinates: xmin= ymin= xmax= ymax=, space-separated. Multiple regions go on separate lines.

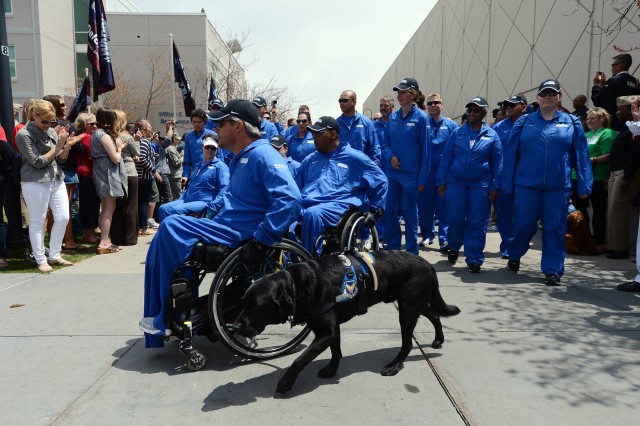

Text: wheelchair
xmin=164 ymin=238 xmax=313 ymax=371
xmin=164 ymin=208 xmax=379 ymax=371
xmin=312 ymin=206 xmax=381 ymax=256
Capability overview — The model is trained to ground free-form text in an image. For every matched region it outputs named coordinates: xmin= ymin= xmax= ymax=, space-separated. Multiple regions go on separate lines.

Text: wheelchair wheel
xmin=209 ymin=239 xmax=312 ymax=360
xmin=340 ymin=213 xmax=380 ymax=253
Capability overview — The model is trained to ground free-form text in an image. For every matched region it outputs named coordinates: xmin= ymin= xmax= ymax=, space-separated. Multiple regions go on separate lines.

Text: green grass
xmin=0 ymin=243 xmax=98 ymax=273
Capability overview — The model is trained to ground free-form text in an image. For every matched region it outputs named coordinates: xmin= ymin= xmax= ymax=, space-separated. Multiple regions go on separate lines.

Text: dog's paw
xmin=318 ymin=364 xmax=338 ymax=378
xmin=380 ymin=362 xmax=404 ymax=376
xmin=431 ymin=339 xmax=443 ymax=349
xmin=276 ymin=377 xmax=294 ymax=394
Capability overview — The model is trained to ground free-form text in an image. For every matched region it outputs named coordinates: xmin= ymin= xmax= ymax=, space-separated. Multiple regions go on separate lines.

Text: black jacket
xmin=591 ymin=71 xmax=639 ymax=131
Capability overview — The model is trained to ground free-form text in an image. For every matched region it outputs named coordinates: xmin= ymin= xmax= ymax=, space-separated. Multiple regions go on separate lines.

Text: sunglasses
xmin=88 ymin=122 xmax=97 ymax=126
xmin=38 ymin=117 xmax=57 ymax=125
xmin=426 ymin=101 xmax=442 ymax=106
xmin=204 ymin=145 xmax=217 ymax=150
xmin=538 ymin=90 xmax=559 ymax=98
xmin=296 ymin=119 xmax=308 ymax=124
xmin=338 ymin=98 xmax=353 ymax=103
xmin=466 ymin=108 xmax=483 ymax=114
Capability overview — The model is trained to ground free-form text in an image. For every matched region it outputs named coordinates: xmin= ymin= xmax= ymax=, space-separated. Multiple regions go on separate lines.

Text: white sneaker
xmin=147 ymin=219 xmax=160 ymax=229
xmin=418 ymin=238 xmax=433 ymax=247
xmin=139 ymin=317 xmax=162 ymax=335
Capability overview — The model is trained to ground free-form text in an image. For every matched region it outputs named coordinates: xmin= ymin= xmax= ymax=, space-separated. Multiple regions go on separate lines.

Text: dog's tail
xmin=430 ymin=274 xmax=461 ymax=318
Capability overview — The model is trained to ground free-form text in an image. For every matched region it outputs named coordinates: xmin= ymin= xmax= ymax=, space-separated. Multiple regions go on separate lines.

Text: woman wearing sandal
xmin=15 ymin=100 xmax=82 ymax=272
xmin=90 ymin=108 xmax=128 ymax=255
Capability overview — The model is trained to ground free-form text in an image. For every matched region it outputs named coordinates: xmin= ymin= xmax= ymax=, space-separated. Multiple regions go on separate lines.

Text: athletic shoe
xmin=617 ymin=281 xmax=640 ymax=292
xmin=448 ymin=249 xmax=459 ymax=265
xmin=500 ymin=253 xmax=510 ymax=259
xmin=467 ymin=262 xmax=481 ymax=273
xmin=139 ymin=317 xmax=163 ymax=335
xmin=147 ymin=218 xmax=160 ymax=229
xmin=487 ymin=224 xmax=498 ymax=232
xmin=544 ymin=274 xmax=561 ymax=286
xmin=418 ymin=238 xmax=433 ymax=248
xmin=439 ymin=243 xmax=450 ymax=253
xmin=507 ymin=259 xmax=520 ymax=272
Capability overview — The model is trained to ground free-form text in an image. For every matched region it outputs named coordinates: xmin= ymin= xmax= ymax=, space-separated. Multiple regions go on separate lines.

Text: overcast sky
xmin=132 ymin=0 xmax=437 ymax=119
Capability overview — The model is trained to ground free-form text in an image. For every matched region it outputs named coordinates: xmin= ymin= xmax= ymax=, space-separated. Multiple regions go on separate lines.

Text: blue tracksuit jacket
xmin=337 ymin=112 xmax=381 ymax=166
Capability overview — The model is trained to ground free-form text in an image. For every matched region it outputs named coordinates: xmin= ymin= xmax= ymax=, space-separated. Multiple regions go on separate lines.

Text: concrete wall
xmin=363 ymin=0 xmax=640 ymax=121
xmin=7 ymin=0 xmax=76 ymax=102
xmin=107 ymin=12 xmax=246 ymax=134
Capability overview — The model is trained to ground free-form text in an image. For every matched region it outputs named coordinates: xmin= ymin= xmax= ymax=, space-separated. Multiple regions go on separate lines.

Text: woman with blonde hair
xmin=74 ymin=112 xmax=101 ymax=244
xmin=90 ymin=108 xmax=128 ymax=254
xmin=110 ymin=109 xmax=140 ymax=246
xmin=15 ymin=99 xmax=82 ymax=272
xmin=571 ymin=107 xmax=615 ymax=246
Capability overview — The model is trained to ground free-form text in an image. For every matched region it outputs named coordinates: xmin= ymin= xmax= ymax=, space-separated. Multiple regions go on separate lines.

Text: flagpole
xmin=84 ymin=68 xmax=89 ymax=113
xmin=170 ymin=33 xmax=176 ymax=123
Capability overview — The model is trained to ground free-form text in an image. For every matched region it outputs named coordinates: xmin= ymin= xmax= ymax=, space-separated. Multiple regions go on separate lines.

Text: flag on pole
xmin=207 ymin=75 xmax=218 ymax=107
xmin=172 ymin=41 xmax=196 ymax=116
xmin=87 ymin=0 xmax=115 ymax=101
xmin=66 ymin=76 xmax=91 ymax=122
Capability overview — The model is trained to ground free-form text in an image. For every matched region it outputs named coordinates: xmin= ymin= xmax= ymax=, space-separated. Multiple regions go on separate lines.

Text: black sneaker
xmin=617 ymin=281 xmax=640 ymax=292
xmin=507 ymin=259 xmax=520 ymax=271
xmin=448 ymin=249 xmax=459 ymax=264
xmin=500 ymin=253 xmax=510 ymax=259
xmin=439 ymin=243 xmax=450 ymax=253
xmin=467 ymin=262 xmax=481 ymax=273
xmin=545 ymin=274 xmax=561 ymax=286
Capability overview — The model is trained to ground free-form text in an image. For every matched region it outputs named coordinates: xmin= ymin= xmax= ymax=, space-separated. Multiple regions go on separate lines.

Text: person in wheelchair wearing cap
xmin=140 ymin=99 xmax=301 ymax=348
xmin=295 ymin=116 xmax=387 ymax=255
xmin=157 ymin=134 xmax=229 ymax=221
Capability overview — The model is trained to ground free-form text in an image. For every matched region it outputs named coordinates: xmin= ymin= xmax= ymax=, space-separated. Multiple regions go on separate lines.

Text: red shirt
xmin=0 ymin=125 xmax=6 ymax=143
xmin=75 ymin=133 xmax=94 ymax=177
xmin=12 ymin=123 xmax=24 ymax=152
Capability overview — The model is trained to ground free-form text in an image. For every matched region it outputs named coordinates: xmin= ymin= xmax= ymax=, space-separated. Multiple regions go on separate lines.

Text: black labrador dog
xmin=231 ymin=250 xmax=460 ymax=393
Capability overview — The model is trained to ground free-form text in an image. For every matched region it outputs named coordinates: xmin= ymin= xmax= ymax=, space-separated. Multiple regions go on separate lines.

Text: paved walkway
xmin=1 ymin=230 xmax=638 ymax=425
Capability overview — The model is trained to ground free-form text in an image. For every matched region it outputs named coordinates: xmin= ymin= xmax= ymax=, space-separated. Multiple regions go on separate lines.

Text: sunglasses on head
xmin=426 ymin=101 xmax=442 ymax=106
xmin=538 ymin=90 xmax=559 ymax=98
xmin=338 ymin=98 xmax=352 ymax=103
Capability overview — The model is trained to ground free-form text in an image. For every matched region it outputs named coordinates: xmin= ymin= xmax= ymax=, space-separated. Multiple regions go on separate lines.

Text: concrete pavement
xmin=1 ymin=230 xmax=638 ymax=425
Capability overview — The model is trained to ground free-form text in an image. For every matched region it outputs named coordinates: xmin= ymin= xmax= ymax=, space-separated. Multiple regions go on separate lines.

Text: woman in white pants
xmin=15 ymin=100 xmax=81 ymax=272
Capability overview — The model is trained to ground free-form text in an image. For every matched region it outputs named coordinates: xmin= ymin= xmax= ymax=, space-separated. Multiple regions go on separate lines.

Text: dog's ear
xmin=275 ymin=272 xmax=294 ymax=323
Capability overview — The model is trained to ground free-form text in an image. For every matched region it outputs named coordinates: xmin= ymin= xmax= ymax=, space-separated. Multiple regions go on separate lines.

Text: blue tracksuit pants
xmin=143 ymin=215 xmax=242 ymax=348
xmin=496 ymin=193 xmax=514 ymax=256
xmin=384 ymin=176 xmax=419 ymax=254
xmin=158 ymin=199 xmax=207 ymax=221
xmin=508 ymin=186 xmax=570 ymax=276
xmin=445 ymin=184 xmax=491 ymax=265
xmin=418 ymin=174 xmax=448 ymax=244
xmin=301 ymin=202 xmax=351 ymax=255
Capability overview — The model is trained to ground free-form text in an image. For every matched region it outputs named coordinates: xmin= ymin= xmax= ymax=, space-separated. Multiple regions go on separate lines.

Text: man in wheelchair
xmin=296 ymin=116 xmax=387 ymax=255
xmin=140 ymin=99 xmax=302 ymax=348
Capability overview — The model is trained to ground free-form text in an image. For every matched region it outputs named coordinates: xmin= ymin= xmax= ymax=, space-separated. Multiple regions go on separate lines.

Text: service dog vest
xmin=336 ymin=252 xmax=377 ymax=315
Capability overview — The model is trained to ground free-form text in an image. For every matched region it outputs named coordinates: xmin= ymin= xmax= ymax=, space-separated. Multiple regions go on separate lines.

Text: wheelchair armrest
xmin=191 ymin=242 xmax=229 ymax=269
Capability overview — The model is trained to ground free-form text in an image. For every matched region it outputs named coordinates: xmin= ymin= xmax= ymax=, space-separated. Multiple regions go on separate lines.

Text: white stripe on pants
xmin=21 ymin=180 xmax=69 ymax=265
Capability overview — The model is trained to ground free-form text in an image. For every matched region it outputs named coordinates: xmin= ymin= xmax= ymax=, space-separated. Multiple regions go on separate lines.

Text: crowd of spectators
xmin=0 ymin=54 xmax=639 ymax=296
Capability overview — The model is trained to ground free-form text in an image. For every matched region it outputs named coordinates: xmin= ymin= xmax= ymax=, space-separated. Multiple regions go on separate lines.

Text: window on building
xmin=8 ymin=45 xmax=15 ymax=78
xmin=74 ymin=0 xmax=91 ymax=44
xmin=4 ymin=1 xmax=12 ymax=15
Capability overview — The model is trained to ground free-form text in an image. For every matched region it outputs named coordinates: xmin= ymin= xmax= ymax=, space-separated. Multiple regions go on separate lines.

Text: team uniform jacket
xmin=437 ymin=122 xmax=503 ymax=189
xmin=380 ymin=105 xmax=431 ymax=187
xmin=501 ymin=110 xmax=592 ymax=195
xmin=337 ymin=112 xmax=381 ymax=166
xmin=296 ymin=143 xmax=387 ymax=212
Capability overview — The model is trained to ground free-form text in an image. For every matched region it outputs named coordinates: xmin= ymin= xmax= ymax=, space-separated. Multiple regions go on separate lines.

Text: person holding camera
xmin=591 ymin=53 xmax=640 ymax=131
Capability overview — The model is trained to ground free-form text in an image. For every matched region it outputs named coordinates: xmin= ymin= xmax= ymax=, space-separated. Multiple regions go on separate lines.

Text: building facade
xmin=6 ymin=0 xmax=245 ymax=133
xmin=363 ymin=0 xmax=640 ymax=121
